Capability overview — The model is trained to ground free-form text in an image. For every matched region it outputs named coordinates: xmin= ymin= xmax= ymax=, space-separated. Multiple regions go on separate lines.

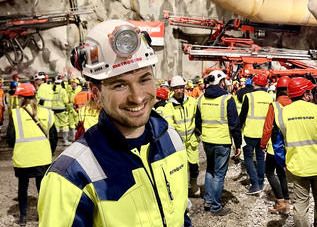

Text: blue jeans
xmin=203 ymin=142 xmax=230 ymax=211
xmin=243 ymin=136 xmax=265 ymax=190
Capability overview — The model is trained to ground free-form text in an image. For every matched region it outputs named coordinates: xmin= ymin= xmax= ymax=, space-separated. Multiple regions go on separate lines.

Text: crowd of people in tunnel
xmin=0 ymin=19 xmax=316 ymax=227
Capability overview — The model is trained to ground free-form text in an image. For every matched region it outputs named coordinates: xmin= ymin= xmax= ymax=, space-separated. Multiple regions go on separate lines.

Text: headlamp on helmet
xmin=109 ymin=25 xmax=141 ymax=58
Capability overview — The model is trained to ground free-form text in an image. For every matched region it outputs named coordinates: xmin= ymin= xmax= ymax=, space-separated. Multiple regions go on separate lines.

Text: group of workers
xmin=0 ymin=72 xmax=100 ymax=226
xmin=154 ymin=69 xmax=317 ymax=226
xmin=0 ymin=19 xmax=316 ymax=227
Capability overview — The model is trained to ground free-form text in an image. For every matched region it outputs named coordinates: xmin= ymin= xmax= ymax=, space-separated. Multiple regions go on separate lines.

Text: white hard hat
xmin=33 ymin=72 xmax=46 ymax=81
xmin=160 ymin=81 xmax=169 ymax=87
xmin=208 ymin=70 xmax=227 ymax=85
xmin=55 ymin=74 xmax=63 ymax=83
xmin=268 ymin=84 xmax=276 ymax=92
xmin=170 ymin=75 xmax=186 ymax=87
xmin=70 ymin=20 xmax=158 ymax=80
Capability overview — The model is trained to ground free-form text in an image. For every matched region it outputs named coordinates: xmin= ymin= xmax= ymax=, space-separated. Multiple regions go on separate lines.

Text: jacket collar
xmin=169 ymin=94 xmax=188 ymax=105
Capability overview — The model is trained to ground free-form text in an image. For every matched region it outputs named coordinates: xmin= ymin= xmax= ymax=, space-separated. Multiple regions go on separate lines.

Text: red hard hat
xmin=12 ymin=74 xmax=19 ymax=79
xmin=156 ymin=87 xmax=168 ymax=100
xmin=15 ymin=83 xmax=36 ymax=97
xmin=287 ymin=77 xmax=316 ymax=98
xmin=276 ymin=76 xmax=291 ymax=88
xmin=252 ymin=74 xmax=267 ymax=86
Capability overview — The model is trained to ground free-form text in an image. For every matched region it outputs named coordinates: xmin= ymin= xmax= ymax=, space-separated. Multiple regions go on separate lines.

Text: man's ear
xmin=90 ymin=82 xmax=101 ymax=102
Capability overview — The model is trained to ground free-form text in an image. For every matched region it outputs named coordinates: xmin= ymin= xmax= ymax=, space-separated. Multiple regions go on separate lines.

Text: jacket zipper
xmin=161 ymin=166 xmax=174 ymax=201
xmin=181 ymin=105 xmax=188 ymax=141
xmin=131 ymin=149 xmax=167 ymax=227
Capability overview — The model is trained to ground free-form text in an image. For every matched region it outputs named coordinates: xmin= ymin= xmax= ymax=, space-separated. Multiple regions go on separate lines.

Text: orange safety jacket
xmin=73 ymin=89 xmax=93 ymax=110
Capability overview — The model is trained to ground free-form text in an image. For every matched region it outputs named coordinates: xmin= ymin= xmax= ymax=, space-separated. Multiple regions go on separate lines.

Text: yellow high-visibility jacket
xmin=161 ymin=95 xmax=200 ymax=164
xmin=275 ymin=100 xmax=317 ymax=177
xmin=38 ymin=110 xmax=190 ymax=227
xmin=243 ymin=90 xmax=273 ymax=138
xmin=198 ymin=94 xmax=232 ymax=144
xmin=12 ymin=106 xmax=54 ymax=167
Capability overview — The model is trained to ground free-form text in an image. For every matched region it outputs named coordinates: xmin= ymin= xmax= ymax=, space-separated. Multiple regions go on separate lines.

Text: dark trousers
xmin=18 ymin=176 xmax=43 ymax=216
xmin=243 ymin=136 xmax=265 ymax=190
xmin=265 ymin=153 xmax=289 ymax=200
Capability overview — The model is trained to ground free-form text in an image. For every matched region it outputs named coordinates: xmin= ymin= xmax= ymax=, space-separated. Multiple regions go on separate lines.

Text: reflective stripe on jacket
xmin=198 ymin=94 xmax=232 ymax=144
xmin=38 ymin=110 xmax=189 ymax=227
xmin=12 ymin=106 xmax=54 ymax=167
xmin=243 ymin=90 xmax=273 ymax=138
xmin=274 ymin=100 xmax=317 ymax=177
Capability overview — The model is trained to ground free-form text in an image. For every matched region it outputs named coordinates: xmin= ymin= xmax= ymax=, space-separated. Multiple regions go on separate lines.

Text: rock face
xmin=0 ymin=0 xmax=317 ymax=81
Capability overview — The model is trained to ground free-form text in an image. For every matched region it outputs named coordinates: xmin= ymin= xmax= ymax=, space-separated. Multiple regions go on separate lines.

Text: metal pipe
xmin=209 ymin=0 xmax=317 ymax=26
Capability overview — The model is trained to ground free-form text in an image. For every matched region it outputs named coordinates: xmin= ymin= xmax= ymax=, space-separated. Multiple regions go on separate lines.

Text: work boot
xmin=283 ymin=199 xmax=290 ymax=214
xmin=268 ymin=199 xmax=286 ymax=214
xmin=69 ymin=129 xmax=76 ymax=142
xmin=18 ymin=215 xmax=26 ymax=227
xmin=62 ymin=131 xmax=71 ymax=146
xmin=188 ymin=177 xmax=200 ymax=197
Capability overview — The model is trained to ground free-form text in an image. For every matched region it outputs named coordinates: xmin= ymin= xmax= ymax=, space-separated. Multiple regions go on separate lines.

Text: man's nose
xmin=128 ymin=84 xmax=144 ymax=104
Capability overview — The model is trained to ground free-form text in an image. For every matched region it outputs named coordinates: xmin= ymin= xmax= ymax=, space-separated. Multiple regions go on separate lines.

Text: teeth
xmin=126 ymin=104 xmax=144 ymax=112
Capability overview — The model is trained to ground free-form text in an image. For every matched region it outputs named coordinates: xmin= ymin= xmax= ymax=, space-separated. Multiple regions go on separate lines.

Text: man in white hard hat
xmin=37 ymin=20 xmax=191 ymax=227
xmin=161 ymin=75 xmax=201 ymax=197
xmin=196 ymin=70 xmax=242 ymax=216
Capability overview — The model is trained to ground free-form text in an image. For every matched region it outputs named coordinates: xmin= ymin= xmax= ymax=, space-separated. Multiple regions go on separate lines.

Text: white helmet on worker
xmin=33 ymin=71 xmax=46 ymax=81
xmin=207 ymin=70 xmax=227 ymax=85
xmin=170 ymin=75 xmax=186 ymax=87
xmin=70 ymin=20 xmax=158 ymax=80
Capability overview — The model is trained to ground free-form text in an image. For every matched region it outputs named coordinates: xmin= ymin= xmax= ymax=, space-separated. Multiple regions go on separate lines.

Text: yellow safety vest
xmin=161 ymin=95 xmax=199 ymax=164
xmin=36 ymin=83 xmax=54 ymax=109
xmin=233 ymin=95 xmax=242 ymax=115
xmin=243 ymin=90 xmax=273 ymax=138
xmin=198 ymin=94 xmax=232 ymax=144
xmin=78 ymin=106 xmax=100 ymax=130
xmin=51 ymin=84 xmax=69 ymax=111
xmin=162 ymin=95 xmax=197 ymax=142
xmin=275 ymin=100 xmax=317 ymax=177
xmin=6 ymin=93 xmax=19 ymax=115
xmin=12 ymin=106 xmax=54 ymax=168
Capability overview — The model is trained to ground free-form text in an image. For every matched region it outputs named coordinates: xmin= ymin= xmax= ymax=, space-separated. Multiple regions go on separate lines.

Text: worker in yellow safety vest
xmin=38 ymin=20 xmax=191 ymax=227
xmin=196 ymin=70 xmax=242 ymax=215
xmin=68 ymin=78 xmax=81 ymax=141
xmin=161 ymin=75 xmax=201 ymax=197
xmin=5 ymin=81 xmax=19 ymax=116
xmin=6 ymin=83 xmax=57 ymax=226
xmin=0 ymin=78 xmax=5 ymax=131
xmin=275 ymin=77 xmax=317 ymax=227
xmin=51 ymin=74 xmax=72 ymax=145
xmin=33 ymin=72 xmax=54 ymax=110
xmin=239 ymin=74 xmax=274 ymax=195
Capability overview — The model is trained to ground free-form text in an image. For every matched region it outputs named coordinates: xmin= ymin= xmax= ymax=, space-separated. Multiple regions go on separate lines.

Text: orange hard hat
xmin=15 ymin=83 xmax=36 ymax=97
xmin=276 ymin=76 xmax=291 ymax=88
xmin=252 ymin=74 xmax=267 ymax=86
xmin=287 ymin=77 xmax=316 ymax=98
xmin=156 ymin=87 xmax=168 ymax=100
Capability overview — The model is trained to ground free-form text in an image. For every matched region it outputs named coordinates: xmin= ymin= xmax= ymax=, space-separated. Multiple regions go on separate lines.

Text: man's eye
xmin=113 ymin=84 xmax=126 ymax=89
xmin=141 ymin=77 xmax=152 ymax=83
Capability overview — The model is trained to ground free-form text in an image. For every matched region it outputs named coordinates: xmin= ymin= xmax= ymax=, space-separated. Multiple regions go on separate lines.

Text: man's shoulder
xmin=47 ymin=141 xmax=107 ymax=188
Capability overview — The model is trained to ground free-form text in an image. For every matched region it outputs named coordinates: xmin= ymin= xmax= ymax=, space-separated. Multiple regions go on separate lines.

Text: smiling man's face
xmin=92 ymin=66 xmax=156 ymax=136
